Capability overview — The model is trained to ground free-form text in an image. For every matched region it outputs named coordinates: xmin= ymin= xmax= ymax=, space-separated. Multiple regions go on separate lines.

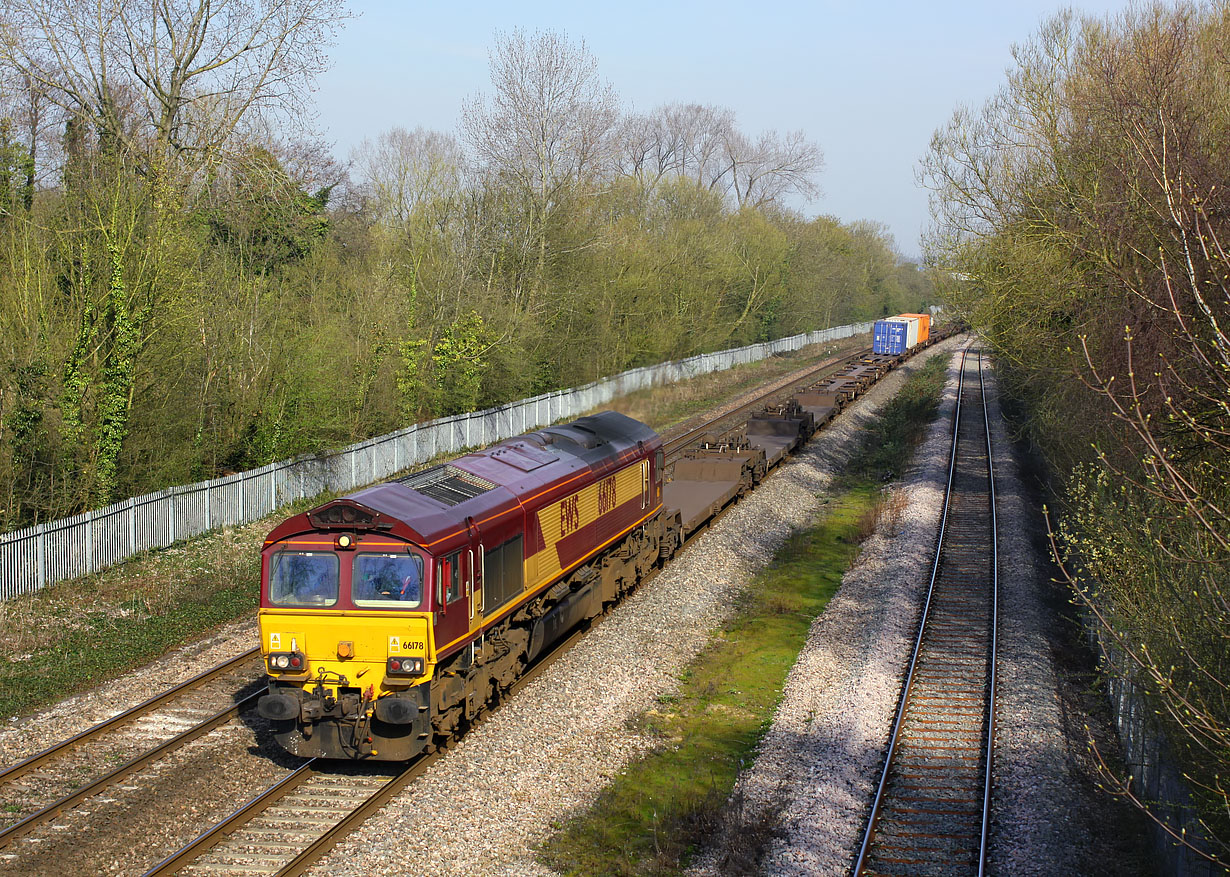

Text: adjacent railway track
xmin=0 ymin=648 xmax=263 ymax=853
xmin=853 ymin=345 xmax=999 ymax=877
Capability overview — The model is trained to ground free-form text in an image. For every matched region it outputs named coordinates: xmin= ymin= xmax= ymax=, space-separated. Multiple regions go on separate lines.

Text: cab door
xmin=433 ymin=551 xmax=469 ymax=658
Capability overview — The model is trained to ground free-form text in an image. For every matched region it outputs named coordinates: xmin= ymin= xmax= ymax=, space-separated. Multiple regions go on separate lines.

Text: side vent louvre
xmin=398 ymin=465 xmax=497 ymax=506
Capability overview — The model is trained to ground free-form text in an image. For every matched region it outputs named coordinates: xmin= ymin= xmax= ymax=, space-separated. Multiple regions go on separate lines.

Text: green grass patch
xmin=0 ymin=539 xmax=262 ymax=718
xmin=538 ymin=486 xmax=878 ymax=876
xmin=843 ymin=351 xmax=950 ymax=485
xmin=536 ymin=345 xmax=954 ymax=876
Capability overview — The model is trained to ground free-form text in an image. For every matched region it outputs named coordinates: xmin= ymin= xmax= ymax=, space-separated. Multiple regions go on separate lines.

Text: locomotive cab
xmin=257 ymin=500 xmax=449 ymax=760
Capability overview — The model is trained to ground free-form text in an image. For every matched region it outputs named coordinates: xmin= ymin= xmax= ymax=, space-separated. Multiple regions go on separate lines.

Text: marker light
xmin=387 ymin=656 xmax=424 ymax=676
xmin=268 ymin=652 xmax=306 ymax=673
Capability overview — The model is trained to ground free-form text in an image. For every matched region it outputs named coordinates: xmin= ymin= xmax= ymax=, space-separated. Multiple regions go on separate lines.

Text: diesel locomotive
xmin=256 ymin=411 xmax=677 ymax=760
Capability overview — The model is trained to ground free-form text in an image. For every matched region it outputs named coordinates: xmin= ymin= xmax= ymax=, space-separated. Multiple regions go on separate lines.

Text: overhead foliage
xmin=0 ymin=24 xmax=932 ymax=535
xmin=923 ymin=2 xmax=1230 ymax=858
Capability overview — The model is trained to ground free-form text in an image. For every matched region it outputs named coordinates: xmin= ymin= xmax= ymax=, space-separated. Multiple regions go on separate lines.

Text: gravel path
xmin=305 ymin=340 xmax=965 ymax=877
xmin=981 ymin=359 xmax=1153 ymax=876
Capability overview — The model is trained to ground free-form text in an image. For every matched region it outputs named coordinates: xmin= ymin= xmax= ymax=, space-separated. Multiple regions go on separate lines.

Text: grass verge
xmin=536 ymin=344 xmax=955 ymax=876
xmin=0 ymin=492 xmax=336 ymax=718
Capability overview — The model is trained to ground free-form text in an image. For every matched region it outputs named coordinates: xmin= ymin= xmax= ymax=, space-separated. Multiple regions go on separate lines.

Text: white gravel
xmin=980 ymin=359 xmax=1122 ymax=875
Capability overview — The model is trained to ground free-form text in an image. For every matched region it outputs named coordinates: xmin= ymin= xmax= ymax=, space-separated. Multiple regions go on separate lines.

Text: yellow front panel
xmin=260 ymin=609 xmax=432 ymax=696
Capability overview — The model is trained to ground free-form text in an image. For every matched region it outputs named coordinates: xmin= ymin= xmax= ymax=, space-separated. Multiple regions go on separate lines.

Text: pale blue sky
xmin=314 ymin=1 xmax=1132 ymax=257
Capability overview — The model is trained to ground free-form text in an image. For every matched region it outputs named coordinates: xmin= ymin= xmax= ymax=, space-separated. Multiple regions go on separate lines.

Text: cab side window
xmin=446 ymin=552 xmax=462 ymax=603
xmin=437 ymin=553 xmax=462 ymax=606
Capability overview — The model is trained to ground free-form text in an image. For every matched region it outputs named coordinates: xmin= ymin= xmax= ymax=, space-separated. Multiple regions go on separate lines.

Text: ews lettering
xmin=597 ymin=477 xmax=617 ymax=515
xmin=559 ymin=495 xmax=581 ymax=536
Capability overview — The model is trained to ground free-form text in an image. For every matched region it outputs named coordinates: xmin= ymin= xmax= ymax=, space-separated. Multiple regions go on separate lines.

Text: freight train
xmin=255 ymin=337 xmax=944 ymax=761
xmin=872 ymin=313 xmax=931 ymax=355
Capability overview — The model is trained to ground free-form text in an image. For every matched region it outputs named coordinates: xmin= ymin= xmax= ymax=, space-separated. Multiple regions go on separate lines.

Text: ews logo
xmin=559 ymin=495 xmax=581 ymax=536
xmin=597 ymin=476 xmax=617 ymax=515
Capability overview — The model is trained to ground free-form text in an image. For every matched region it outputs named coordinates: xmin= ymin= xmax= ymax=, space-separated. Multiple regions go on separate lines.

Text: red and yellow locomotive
xmin=256 ymin=412 xmax=671 ymax=760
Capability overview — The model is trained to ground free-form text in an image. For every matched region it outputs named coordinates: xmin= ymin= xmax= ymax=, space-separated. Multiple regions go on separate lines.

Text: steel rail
xmin=141 ymin=759 xmax=321 ymax=877
xmin=851 ymin=342 xmax=1000 ymax=876
xmin=0 ymin=646 xmax=260 ymax=786
xmin=852 ymin=344 xmax=970 ymax=877
xmin=272 ymin=623 xmax=590 ymax=877
xmin=977 ymin=349 xmax=999 ymax=877
xmin=142 ymin=623 xmax=592 ymax=877
xmin=0 ymin=690 xmax=262 ymax=851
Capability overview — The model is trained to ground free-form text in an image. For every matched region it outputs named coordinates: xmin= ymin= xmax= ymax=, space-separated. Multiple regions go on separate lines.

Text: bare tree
xmin=725 ymin=128 xmax=822 ymax=208
xmin=610 ymin=103 xmax=821 ymax=209
xmin=0 ymin=0 xmax=350 ymax=163
xmin=461 ymin=27 xmax=618 ymax=278
xmin=352 ymin=127 xmax=467 ymax=228
xmin=667 ymin=102 xmax=735 ymax=191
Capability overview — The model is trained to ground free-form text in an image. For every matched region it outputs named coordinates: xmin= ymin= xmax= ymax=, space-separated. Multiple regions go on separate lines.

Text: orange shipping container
xmin=898 ymin=313 xmax=931 ymax=343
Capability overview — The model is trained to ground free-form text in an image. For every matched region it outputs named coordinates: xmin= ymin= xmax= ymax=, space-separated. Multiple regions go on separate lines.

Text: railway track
xmin=853 ymin=346 xmax=998 ymax=876
xmin=0 ymin=648 xmax=263 ymax=854
xmin=142 ymin=625 xmax=591 ymax=877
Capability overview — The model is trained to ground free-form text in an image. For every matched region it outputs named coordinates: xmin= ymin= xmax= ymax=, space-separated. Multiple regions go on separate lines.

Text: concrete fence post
xmin=86 ymin=509 xmax=95 ymax=574
xmin=36 ymin=526 xmax=46 ymax=590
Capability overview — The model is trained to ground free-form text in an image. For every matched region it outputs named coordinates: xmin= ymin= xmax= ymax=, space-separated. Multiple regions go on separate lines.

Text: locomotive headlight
xmin=274 ymin=654 xmax=290 ymax=669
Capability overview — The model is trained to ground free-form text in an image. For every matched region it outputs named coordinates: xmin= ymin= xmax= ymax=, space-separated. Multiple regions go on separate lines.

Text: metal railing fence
xmin=2 ymin=321 xmax=871 ymax=599
xmin=1096 ymin=636 xmax=1221 ymax=876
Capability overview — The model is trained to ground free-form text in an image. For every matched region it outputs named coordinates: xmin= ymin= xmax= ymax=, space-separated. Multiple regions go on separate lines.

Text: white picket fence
xmin=0 ymin=321 xmax=872 ymax=600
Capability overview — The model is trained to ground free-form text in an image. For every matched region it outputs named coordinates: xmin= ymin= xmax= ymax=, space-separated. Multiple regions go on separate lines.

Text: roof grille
xmin=398 ymin=465 xmax=497 ymax=506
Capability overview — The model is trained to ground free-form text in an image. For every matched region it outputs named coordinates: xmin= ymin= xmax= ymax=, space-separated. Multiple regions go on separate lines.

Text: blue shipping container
xmin=873 ymin=319 xmax=908 ymax=355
